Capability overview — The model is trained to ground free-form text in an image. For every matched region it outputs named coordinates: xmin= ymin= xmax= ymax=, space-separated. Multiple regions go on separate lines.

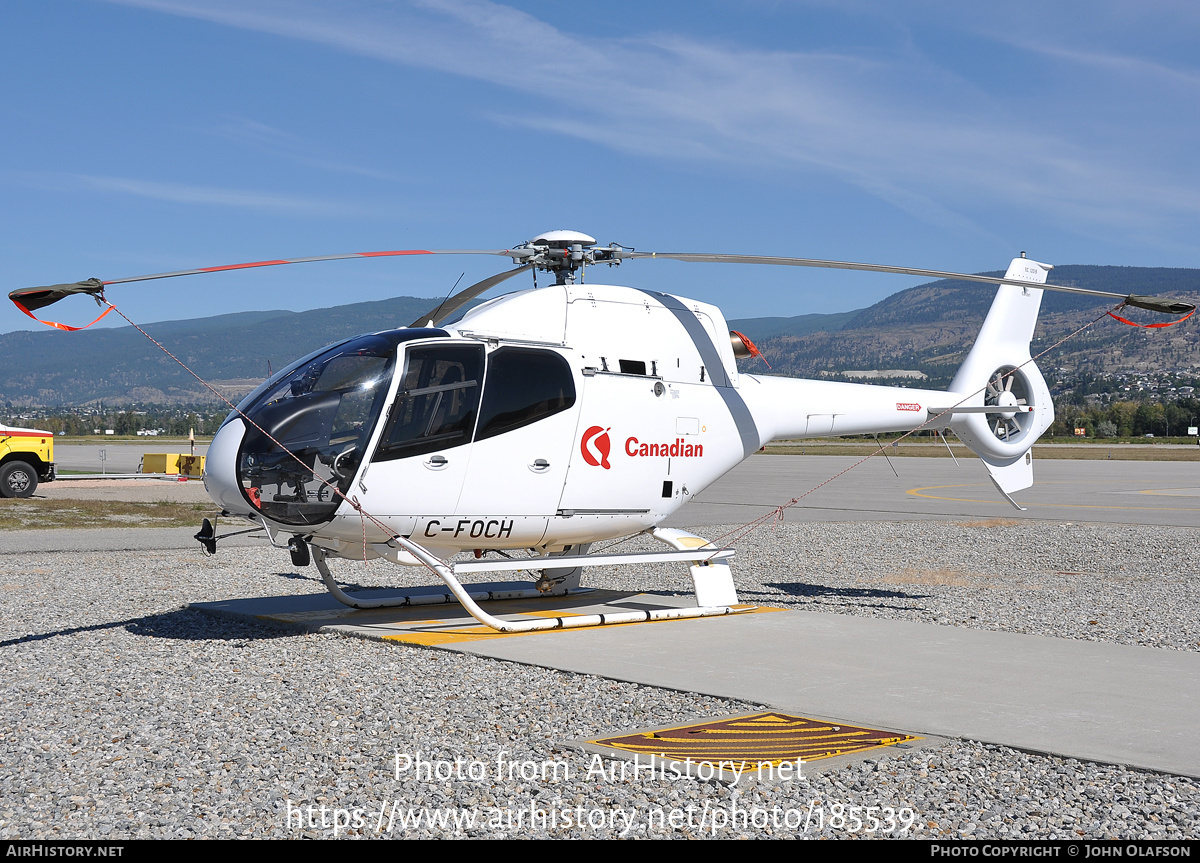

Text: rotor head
xmin=506 ymin=230 xmax=630 ymax=284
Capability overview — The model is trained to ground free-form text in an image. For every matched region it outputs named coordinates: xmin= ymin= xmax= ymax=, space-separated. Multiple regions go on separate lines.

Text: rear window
xmin=477 ymin=348 xmax=576 ymax=440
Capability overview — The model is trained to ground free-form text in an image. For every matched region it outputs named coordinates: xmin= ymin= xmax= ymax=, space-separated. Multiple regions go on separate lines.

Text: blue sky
xmin=3 ymin=1 xmax=1199 ymax=333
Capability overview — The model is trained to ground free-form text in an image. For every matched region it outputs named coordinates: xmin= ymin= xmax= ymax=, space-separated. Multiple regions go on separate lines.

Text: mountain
xmin=729 ymin=266 xmax=1200 ymax=388
xmin=1 ymin=265 xmax=1196 ymax=406
xmin=726 ymin=309 xmax=864 ymax=340
xmin=0 ymin=295 xmax=439 ymax=406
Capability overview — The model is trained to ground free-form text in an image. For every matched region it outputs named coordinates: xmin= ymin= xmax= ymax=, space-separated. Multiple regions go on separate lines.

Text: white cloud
xmin=205 ymin=118 xmax=407 ymax=182
xmin=8 ymin=171 xmax=368 ymax=215
xmin=95 ymin=0 xmax=1200 ymax=240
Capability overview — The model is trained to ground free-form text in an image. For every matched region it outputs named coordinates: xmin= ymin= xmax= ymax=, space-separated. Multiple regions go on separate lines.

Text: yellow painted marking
xmin=384 ymin=630 xmax=511 ymax=646
xmin=381 ymin=617 xmax=597 ymax=645
xmin=250 ymin=589 xmax=775 ymax=647
xmin=1138 ymin=488 xmax=1200 ymax=497
xmin=606 ymin=742 xmax=906 ymax=761
xmin=590 ymin=711 xmax=918 ymax=765
xmin=907 ymin=482 xmax=1200 ymax=512
xmin=378 ymin=604 xmax=777 ymax=646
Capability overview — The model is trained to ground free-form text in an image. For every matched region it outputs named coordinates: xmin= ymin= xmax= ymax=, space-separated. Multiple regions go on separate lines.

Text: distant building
xmin=839 ymin=370 xmax=929 ymax=380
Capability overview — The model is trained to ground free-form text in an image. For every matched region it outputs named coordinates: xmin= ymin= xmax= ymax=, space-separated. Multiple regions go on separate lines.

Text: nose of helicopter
xmin=203 ymin=417 xmax=254 ymax=516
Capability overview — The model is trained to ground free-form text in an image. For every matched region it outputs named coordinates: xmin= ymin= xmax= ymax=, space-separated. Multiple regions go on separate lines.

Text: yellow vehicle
xmin=0 ymin=423 xmax=55 ymax=498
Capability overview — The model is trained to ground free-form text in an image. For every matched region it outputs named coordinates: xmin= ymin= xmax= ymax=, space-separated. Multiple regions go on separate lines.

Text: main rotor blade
xmin=410 ymin=265 xmax=533 ymax=328
xmin=627 ymin=252 xmax=1196 ymax=313
xmin=9 ymin=248 xmax=514 ymax=310
xmin=98 ymin=249 xmax=511 ymax=286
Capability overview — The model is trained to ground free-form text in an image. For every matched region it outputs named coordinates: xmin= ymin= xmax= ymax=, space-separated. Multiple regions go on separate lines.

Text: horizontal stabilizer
xmin=930 ymin=405 xmax=1032 ymax=415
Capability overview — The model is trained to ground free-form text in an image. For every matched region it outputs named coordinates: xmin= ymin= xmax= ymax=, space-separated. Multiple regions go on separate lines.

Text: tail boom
xmin=738 ymin=256 xmax=1055 ymax=505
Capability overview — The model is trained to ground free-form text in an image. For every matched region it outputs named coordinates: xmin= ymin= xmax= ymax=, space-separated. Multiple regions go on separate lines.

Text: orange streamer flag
xmin=1108 ymin=308 xmax=1195 ymax=329
xmin=12 ymin=298 xmax=116 ymax=331
xmin=9 ymin=277 xmax=115 ymax=331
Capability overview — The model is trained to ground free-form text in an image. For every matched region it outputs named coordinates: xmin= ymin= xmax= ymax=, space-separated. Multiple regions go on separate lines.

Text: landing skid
xmin=312 ymin=549 xmax=591 ymax=609
xmin=313 ymin=530 xmax=751 ymax=633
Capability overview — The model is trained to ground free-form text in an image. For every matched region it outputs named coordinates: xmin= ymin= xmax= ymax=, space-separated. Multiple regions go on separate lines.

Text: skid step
xmin=452 ymin=547 xmax=732 ymax=575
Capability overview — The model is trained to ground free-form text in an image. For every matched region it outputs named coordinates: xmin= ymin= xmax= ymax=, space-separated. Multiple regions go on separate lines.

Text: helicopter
xmin=10 ymin=231 xmax=1195 ymax=633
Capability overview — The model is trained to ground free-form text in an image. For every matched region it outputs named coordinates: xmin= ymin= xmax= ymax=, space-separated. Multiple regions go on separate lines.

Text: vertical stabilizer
xmin=945 ymin=257 xmax=1055 ymax=503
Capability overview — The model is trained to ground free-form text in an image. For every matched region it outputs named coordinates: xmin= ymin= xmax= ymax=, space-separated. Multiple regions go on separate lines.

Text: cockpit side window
xmin=374 ymin=343 xmax=485 ymax=461
xmin=476 ymin=348 xmax=576 ymax=441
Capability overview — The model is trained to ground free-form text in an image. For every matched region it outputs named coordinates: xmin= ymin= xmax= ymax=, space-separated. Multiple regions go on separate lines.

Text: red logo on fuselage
xmin=581 ymin=426 xmax=611 ymax=469
xmin=625 ymin=437 xmax=704 ymax=458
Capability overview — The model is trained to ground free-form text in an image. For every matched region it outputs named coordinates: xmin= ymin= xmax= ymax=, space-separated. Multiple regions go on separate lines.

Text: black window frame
xmin=373 ymin=342 xmax=486 ymax=462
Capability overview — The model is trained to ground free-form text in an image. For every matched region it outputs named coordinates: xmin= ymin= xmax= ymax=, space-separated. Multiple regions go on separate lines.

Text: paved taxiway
xmin=678 ymin=454 xmax=1200 ymax=527
xmin=54 ymin=441 xmax=210 ymax=475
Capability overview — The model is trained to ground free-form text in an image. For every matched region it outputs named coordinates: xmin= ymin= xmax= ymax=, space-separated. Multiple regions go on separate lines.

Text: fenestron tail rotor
xmin=984 ymin=366 xmax=1031 ymax=441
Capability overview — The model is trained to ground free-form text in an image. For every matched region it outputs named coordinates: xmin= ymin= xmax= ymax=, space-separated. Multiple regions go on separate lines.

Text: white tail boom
xmin=741 ymin=256 xmax=1056 ymax=509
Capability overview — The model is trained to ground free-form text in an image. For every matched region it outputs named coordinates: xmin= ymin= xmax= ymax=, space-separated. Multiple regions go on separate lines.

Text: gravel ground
xmin=1 ymin=520 xmax=1198 ymax=840
xmin=595 ymin=519 xmax=1200 ymax=653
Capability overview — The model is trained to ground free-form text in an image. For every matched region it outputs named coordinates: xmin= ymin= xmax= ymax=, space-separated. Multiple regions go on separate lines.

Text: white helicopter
xmin=11 ymin=231 xmax=1194 ymax=633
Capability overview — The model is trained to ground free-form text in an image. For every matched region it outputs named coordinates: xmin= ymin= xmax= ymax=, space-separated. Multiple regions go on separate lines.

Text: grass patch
xmin=958 ymin=518 xmax=1021 ymax=528
xmin=0 ymin=498 xmax=217 ymax=530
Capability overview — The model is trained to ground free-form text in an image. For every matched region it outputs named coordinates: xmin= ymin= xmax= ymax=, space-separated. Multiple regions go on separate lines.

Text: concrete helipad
xmin=195 ymin=585 xmax=774 ymax=647
xmin=193 ymin=580 xmax=1200 ymax=779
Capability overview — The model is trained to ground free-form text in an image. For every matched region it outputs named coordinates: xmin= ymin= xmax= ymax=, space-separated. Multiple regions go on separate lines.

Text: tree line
xmin=4 ymin=407 xmax=228 ymax=437
xmin=1049 ymin=397 xmax=1200 ymax=438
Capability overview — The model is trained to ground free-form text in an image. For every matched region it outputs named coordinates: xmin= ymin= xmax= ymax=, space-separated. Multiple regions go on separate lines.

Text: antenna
xmin=427 ymin=273 xmax=465 ymax=326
